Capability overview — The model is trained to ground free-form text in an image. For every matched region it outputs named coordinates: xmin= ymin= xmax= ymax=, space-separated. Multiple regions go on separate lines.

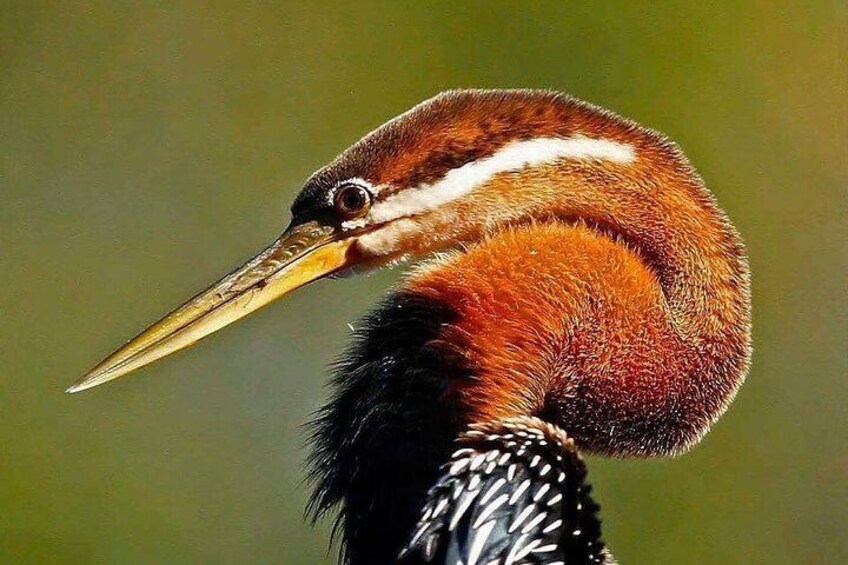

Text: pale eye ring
xmin=333 ymin=183 xmax=372 ymax=220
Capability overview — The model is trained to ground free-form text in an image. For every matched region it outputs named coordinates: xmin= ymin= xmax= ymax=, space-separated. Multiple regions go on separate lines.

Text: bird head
xmin=68 ymin=89 xmax=637 ymax=393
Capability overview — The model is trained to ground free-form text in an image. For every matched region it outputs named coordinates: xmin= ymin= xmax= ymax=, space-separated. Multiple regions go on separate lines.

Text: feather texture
xmin=400 ymin=418 xmax=614 ymax=565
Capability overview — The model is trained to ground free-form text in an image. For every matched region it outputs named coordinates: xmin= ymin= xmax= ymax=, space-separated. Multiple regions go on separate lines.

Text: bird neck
xmin=403 ymin=145 xmax=751 ymax=456
xmin=544 ymin=160 xmax=750 ymax=348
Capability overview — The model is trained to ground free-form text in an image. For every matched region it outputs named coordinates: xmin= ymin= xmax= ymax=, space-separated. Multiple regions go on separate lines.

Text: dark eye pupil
xmin=335 ymin=184 xmax=370 ymax=218
xmin=342 ymin=188 xmax=364 ymax=210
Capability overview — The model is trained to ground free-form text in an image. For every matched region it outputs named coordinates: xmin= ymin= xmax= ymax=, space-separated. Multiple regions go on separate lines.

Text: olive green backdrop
xmin=2 ymin=2 xmax=844 ymax=564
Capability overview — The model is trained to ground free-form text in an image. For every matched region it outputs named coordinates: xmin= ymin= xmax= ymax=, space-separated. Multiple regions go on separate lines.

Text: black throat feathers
xmin=307 ymin=291 xmax=468 ymax=565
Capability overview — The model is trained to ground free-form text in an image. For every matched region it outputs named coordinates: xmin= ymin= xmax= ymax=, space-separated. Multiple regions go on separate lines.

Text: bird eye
xmin=333 ymin=183 xmax=372 ymax=220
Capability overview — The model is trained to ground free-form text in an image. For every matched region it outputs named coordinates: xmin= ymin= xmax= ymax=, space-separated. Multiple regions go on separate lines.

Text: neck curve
xmin=400 ymin=133 xmax=751 ymax=455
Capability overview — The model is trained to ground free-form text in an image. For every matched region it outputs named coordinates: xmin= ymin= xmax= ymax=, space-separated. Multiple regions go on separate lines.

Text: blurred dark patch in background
xmin=1 ymin=2 xmax=844 ymax=563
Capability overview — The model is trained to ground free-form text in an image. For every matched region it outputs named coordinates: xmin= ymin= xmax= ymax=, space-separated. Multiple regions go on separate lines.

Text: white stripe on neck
xmin=344 ymin=136 xmax=635 ymax=229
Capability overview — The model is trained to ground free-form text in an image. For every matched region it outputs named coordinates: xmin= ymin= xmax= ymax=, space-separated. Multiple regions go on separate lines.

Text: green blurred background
xmin=2 ymin=2 xmax=844 ymax=563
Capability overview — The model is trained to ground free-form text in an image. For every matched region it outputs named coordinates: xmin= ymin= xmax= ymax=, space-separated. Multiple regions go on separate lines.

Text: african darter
xmin=69 ymin=90 xmax=752 ymax=565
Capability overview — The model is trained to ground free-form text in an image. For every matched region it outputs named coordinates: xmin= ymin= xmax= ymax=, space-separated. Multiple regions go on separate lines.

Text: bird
xmin=68 ymin=89 xmax=752 ymax=564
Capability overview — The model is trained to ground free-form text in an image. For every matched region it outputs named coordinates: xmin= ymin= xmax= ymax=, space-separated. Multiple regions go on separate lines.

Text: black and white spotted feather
xmin=399 ymin=418 xmax=615 ymax=565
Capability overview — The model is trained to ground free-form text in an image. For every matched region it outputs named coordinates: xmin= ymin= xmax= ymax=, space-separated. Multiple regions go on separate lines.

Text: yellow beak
xmin=67 ymin=220 xmax=358 ymax=393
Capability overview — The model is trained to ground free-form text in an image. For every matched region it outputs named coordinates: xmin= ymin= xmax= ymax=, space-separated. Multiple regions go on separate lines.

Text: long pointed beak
xmin=68 ymin=220 xmax=358 ymax=393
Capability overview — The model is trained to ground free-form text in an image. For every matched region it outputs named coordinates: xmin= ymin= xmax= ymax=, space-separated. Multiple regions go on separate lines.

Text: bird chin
xmin=329 ymin=253 xmax=413 ymax=280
